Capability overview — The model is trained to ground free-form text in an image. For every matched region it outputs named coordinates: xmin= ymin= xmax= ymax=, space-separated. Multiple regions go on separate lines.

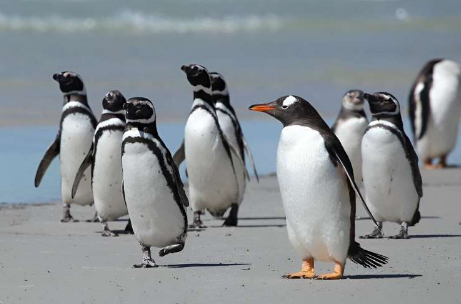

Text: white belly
xmin=277 ymin=125 xmax=351 ymax=263
xmin=122 ymin=141 xmax=185 ymax=248
xmin=417 ymin=61 xmax=461 ymax=159
xmin=185 ymin=109 xmax=239 ymax=212
xmin=334 ymin=117 xmax=367 ymax=184
xmin=60 ymin=113 xmax=94 ymax=206
xmin=362 ymin=126 xmax=419 ymax=223
xmin=216 ymin=109 xmax=246 ymax=204
xmin=92 ymin=130 xmax=127 ymax=221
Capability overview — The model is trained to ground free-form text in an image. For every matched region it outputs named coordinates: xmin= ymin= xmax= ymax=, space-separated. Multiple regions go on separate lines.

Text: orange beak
xmin=249 ymin=104 xmax=275 ymax=112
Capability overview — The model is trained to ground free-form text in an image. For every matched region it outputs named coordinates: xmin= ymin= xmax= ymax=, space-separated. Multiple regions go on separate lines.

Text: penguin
xmin=72 ymin=90 xmax=133 ymax=236
xmin=173 ymin=64 xmax=246 ymax=227
xmin=35 ymin=71 xmax=97 ymax=222
xmin=174 ymin=71 xmax=259 ymax=219
xmin=361 ymin=92 xmax=422 ymax=239
xmin=331 ymin=90 xmax=368 ymax=184
xmin=249 ymin=95 xmax=387 ymax=280
xmin=121 ymin=97 xmax=188 ymax=268
xmin=409 ymin=59 xmax=461 ymax=169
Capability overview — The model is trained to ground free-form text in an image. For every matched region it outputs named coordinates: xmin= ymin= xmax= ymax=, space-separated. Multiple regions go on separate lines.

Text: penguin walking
xmin=174 ymin=64 xmax=246 ymax=227
xmin=409 ymin=59 xmax=461 ymax=169
xmin=122 ymin=97 xmax=188 ymax=268
xmin=249 ymin=95 xmax=387 ymax=280
xmin=331 ymin=90 xmax=368 ymax=184
xmin=35 ymin=71 xmax=97 ymax=222
xmin=361 ymin=92 xmax=422 ymax=239
xmin=72 ymin=90 xmax=133 ymax=236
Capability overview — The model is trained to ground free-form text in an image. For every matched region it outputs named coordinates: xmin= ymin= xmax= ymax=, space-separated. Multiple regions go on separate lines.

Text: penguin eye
xmin=281 ymin=105 xmax=288 ymax=109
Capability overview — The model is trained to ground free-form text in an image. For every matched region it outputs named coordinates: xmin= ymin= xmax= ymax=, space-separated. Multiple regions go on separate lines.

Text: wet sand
xmin=0 ymin=169 xmax=460 ymax=303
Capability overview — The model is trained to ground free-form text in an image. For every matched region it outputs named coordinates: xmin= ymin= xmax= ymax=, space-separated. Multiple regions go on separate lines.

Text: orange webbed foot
xmin=283 ymin=258 xmax=315 ymax=279
xmin=315 ymin=261 xmax=344 ymax=280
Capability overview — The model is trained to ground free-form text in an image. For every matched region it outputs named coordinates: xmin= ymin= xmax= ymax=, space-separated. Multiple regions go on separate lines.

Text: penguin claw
xmin=360 ymin=228 xmax=384 ymax=239
xmin=282 ymin=271 xmax=315 ymax=279
xmin=189 ymin=221 xmax=206 ymax=229
xmin=61 ymin=217 xmax=78 ymax=223
xmin=133 ymin=260 xmax=158 ymax=268
xmin=101 ymin=230 xmax=118 ymax=237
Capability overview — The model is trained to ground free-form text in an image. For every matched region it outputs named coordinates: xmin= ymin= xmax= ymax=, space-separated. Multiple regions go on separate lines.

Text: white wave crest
xmin=0 ymin=10 xmax=285 ymax=34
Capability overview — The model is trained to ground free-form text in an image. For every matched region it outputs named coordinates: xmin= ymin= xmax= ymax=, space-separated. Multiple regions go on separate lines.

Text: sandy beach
xmin=0 ymin=169 xmax=460 ymax=303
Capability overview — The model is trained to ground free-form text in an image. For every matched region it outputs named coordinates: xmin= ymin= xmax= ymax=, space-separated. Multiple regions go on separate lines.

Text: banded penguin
xmin=409 ymin=59 xmax=461 ymax=169
xmin=173 ymin=64 xmax=246 ymax=227
xmin=361 ymin=92 xmax=422 ymax=239
xmin=331 ymin=90 xmax=368 ymax=184
xmin=35 ymin=71 xmax=97 ymax=222
xmin=72 ymin=90 xmax=133 ymax=236
xmin=249 ymin=95 xmax=387 ymax=280
xmin=122 ymin=97 xmax=188 ymax=268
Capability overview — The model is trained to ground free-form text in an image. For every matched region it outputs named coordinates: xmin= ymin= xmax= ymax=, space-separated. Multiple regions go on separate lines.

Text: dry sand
xmin=0 ymin=169 xmax=460 ymax=303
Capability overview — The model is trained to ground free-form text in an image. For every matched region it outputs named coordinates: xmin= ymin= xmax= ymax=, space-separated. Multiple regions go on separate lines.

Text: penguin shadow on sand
xmin=343 ymin=274 xmax=422 ymax=280
xmin=164 ymin=262 xmax=251 ymax=269
xmin=198 ymin=215 xmax=287 ymax=228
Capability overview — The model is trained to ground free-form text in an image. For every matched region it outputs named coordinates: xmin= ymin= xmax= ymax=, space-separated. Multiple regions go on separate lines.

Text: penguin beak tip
xmin=249 ymin=104 xmax=275 ymax=112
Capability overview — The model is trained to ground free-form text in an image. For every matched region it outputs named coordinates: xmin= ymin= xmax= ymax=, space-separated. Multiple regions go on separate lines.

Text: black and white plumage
xmin=173 ymin=64 xmax=245 ymax=227
xmin=331 ymin=90 xmax=368 ymax=184
xmin=249 ymin=95 xmax=387 ymax=280
xmin=121 ymin=97 xmax=188 ymax=268
xmin=409 ymin=59 xmax=461 ymax=169
xmin=35 ymin=71 xmax=97 ymax=222
xmin=72 ymin=90 xmax=133 ymax=236
xmin=361 ymin=92 xmax=422 ymax=239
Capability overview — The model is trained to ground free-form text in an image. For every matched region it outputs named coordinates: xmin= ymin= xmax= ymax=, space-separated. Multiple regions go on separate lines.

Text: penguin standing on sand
xmin=35 ymin=71 xmax=97 ymax=222
xmin=174 ymin=64 xmax=246 ymax=227
xmin=72 ymin=90 xmax=133 ymax=236
xmin=331 ymin=90 xmax=368 ymax=184
xmin=361 ymin=92 xmax=422 ymax=239
xmin=409 ymin=59 xmax=461 ymax=169
xmin=122 ymin=97 xmax=188 ymax=268
xmin=249 ymin=95 xmax=387 ymax=280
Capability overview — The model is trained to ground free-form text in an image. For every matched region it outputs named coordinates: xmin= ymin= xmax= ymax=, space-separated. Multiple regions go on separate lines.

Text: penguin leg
xmin=360 ymin=222 xmax=384 ymax=239
xmin=158 ymin=242 xmax=185 ymax=257
xmin=315 ymin=261 xmax=344 ymax=280
xmin=86 ymin=211 xmax=100 ymax=223
xmin=283 ymin=258 xmax=315 ymax=279
xmin=189 ymin=211 xmax=206 ymax=228
xmin=124 ymin=220 xmax=134 ymax=234
xmin=423 ymin=158 xmax=436 ymax=169
xmin=133 ymin=245 xmax=158 ymax=268
xmin=435 ymin=155 xmax=447 ymax=169
xmin=222 ymin=203 xmax=239 ymax=227
xmin=389 ymin=222 xmax=409 ymax=239
xmin=61 ymin=204 xmax=78 ymax=223
xmin=101 ymin=220 xmax=118 ymax=237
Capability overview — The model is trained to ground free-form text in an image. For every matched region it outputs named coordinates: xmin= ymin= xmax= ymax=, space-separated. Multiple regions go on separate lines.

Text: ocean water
xmin=0 ymin=0 xmax=460 ymax=203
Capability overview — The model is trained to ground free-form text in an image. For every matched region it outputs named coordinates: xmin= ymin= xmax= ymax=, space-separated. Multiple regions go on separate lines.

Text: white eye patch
xmin=282 ymin=95 xmax=298 ymax=107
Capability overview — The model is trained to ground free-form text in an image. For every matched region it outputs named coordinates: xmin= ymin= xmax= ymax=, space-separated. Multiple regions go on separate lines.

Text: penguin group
xmin=33 ymin=57 xmax=461 ymax=279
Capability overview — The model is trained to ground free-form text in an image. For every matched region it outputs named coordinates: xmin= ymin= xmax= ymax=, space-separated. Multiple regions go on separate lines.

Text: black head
xmin=364 ymin=92 xmax=400 ymax=116
xmin=181 ymin=64 xmax=212 ymax=93
xmin=249 ymin=95 xmax=322 ymax=127
xmin=210 ymin=72 xmax=229 ymax=95
xmin=102 ymin=90 xmax=126 ymax=113
xmin=342 ymin=89 xmax=365 ymax=111
xmin=124 ymin=97 xmax=156 ymax=124
xmin=53 ymin=71 xmax=85 ymax=95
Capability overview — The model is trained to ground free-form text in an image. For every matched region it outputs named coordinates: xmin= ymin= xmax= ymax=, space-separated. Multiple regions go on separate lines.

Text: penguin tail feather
xmin=348 ymin=242 xmax=388 ymax=268
xmin=408 ymin=210 xmax=421 ymax=226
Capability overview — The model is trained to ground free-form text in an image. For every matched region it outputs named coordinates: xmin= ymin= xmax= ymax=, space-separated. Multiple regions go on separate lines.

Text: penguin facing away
xmin=72 ymin=90 xmax=133 ymax=236
xmin=249 ymin=95 xmax=387 ymax=280
xmin=121 ymin=97 xmax=188 ymax=268
xmin=173 ymin=64 xmax=246 ymax=227
xmin=331 ymin=90 xmax=368 ymax=184
xmin=35 ymin=71 xmax=97 ymax=223
xmin=361 ymin=92 xmax=422 ymax=239
xmin=409 ymin=59 xmax=461 ymax=169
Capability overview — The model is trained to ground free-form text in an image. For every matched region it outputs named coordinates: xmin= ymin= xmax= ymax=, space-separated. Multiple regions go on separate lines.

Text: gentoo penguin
xmin=72 ymin=90 xmax=133 ymax=236
xmin=35 ymin=71 xmax=97 ymax=222
xmin=409 ymin=59 xmax=461 ymax=169
xmin=173 ymin=64 xmax=246 ymax=227
xmin=361 ymin=92 xmax=422 ymax=239
xmin=249 ymin=95 xmax=387 ymax=280
xmin=122 ymin=97 xmax=188 ymax=268
xmin=331 ymin=90 xmax=368 ymax=184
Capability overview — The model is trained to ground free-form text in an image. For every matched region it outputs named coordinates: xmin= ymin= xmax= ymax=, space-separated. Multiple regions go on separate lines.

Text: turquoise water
xmin=1 ymin=119 xmax=461 ymax=204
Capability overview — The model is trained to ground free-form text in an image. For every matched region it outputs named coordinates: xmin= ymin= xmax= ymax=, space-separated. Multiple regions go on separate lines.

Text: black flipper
xmin=71 ymin=143 xmax=94 ymax=199
xmin=35 ymin=133 xmax=61 ymax=187
xmin=242 ymin=135 xmax=259 ymax=182
xmin=169 ymin=150 xmax=189 ymax=208
xmin=224 ymin=133 xmax=250 ymax=181
xmin=173 ymin=139 xmax=186 ymax=167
